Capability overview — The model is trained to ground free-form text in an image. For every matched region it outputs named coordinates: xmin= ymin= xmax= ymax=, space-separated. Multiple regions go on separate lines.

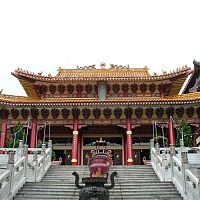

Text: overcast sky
xmin=0 ymin=0 xmax=199 ymax=96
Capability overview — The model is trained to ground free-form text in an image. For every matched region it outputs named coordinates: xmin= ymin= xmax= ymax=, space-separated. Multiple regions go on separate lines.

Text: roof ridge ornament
xmin=100 ymin=62 xmax=106 ymax=69
xmin=110 ymin=64 xmax=129 ymax=69
xmin=77 ymin=65 xmax=96 ymax=70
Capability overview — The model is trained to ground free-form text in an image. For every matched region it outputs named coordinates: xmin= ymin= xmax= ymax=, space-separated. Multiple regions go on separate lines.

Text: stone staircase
xmin=14 ymin=165 xmax=183 ymax=200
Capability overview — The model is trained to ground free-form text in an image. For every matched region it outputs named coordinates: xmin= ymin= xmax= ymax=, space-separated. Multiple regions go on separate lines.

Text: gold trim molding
xmin=73 ymin=131 xmax=79 ymax=135
xmin=126 ymin=131 xmax=132 ymax=135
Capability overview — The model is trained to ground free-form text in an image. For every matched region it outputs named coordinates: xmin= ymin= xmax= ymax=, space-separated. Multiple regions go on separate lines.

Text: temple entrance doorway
xmin=53 ymin=150 xmax=71 ymax=165
xmin=132 ymin=124 xmax=154 ymax=165
xmin=81 ymin=125 xmax=124 ymax=165
xmin=140 ymin=149 xmax=150 ymax=165
xmin=49 ymin=125 xmax=72 ymax=165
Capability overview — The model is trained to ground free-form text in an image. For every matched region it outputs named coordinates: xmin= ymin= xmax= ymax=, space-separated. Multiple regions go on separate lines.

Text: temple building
xmin=1 ymin=61 xmax=200 ymax=165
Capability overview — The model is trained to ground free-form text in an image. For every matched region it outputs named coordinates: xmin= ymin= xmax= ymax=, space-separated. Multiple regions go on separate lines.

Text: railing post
xmin=18 ymin=140 xmax=23 ymax=158
xmin=7 ymin=150 xmax=15 ymax=194
xmin=162 ymin=150 xmax=167 ymax=181
xmin=155 ymin=143 xmax=160 ymax=155
xmin=41 ymin=144 xmax=46 ymax=173
xmin=33 ymin=151 xmax=38 ymax=182
xmin=180 ymin=139 xmax=188 ymax=194
xmin=155 ymin=143 xmax=160 ymax=171
xmin=150 ymin=139 xmax=154 ymax=161
xmin=197 ymin=166 xmax=200 ymax=199
xmin=170 ymin=144 xmax=176 ymax=179
xmin=48 ymin=140 xmax=52 ymax=156
xmin=23 ymin=144 xmax=28 ymax=179
xmin=150 ymin=139 xmax=154 ymax=148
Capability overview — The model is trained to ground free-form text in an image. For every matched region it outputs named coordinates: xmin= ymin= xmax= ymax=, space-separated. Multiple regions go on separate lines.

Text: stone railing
xmin=0 ymin=140 xmax=52 ymax=200
xmin=151 ymin=144 xmax=171 ymax=181
xmin=151 ymin=140 xmax=200 ymax=200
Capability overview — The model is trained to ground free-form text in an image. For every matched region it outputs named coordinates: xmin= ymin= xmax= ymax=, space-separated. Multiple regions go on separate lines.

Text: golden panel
xmin=126 ymin=131 xmax=132 ymax=135
xmin=127 ymin=158 xmax=133 ymax=162
xmin=73 ymin=131 xmax=79 ymax=135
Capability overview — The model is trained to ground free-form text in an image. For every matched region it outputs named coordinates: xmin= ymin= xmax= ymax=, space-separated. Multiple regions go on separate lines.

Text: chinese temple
xmin=1 ymin=61 xmax=200 ymax=166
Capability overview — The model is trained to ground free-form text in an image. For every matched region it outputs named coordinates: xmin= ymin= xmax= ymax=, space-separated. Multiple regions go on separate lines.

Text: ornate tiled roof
xmin=12 ymin=65 xmax=191 ymax=82
xmin=11 ymin=65 xmax=192 ymax=98
xmin=1 ymin=92 xmax=200 ymax=107
xmin=56 ymin=66 xmax=150 ymax=79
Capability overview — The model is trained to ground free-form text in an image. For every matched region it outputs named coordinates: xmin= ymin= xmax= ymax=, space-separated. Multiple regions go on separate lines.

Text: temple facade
xmin=1 ymin=61 xmax=200 ymax=165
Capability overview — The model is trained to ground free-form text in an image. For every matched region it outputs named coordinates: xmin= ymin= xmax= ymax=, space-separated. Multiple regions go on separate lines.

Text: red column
xmin=30 ymin=118 xmax=37 ymax=148
xmin=193 ymin=124 xmax=200 ymax=147
xmin=0 ymin=119 xmax=8 ymax=148
xmin=71 ymin=117 xmax=79 ymax=165
xmin=126 ymin=118 xmax=133 ymax=165
xmin=168 ymin=116 xmax=175 ymax=145
xmin=124 ymin=133 xmax=127 ymax=165
xmin=77 ymin=132 xmax=81 ymax=165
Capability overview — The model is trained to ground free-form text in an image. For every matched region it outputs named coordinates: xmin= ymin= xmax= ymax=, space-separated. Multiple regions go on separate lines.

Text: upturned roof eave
xmin=1 ymin=92 xmax=200 ymax=107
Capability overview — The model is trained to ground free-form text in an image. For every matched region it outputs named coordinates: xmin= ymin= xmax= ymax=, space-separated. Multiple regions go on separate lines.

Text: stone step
xmin=24 ymin=183 xmax=175 ymax=188
xmin=14 ymin=165 xmax=182 ymax=200
xmin=14 ymin=193 xmax=182 ymax=200
xmin=18 ymin=189 xmax=180 ymax=194
xmin=23 ymin=183 xmax=175 ymax=188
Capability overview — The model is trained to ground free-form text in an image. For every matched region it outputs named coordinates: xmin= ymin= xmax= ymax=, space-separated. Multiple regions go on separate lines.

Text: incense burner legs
xmin=72 ymin=171 xmax=117 ymax=200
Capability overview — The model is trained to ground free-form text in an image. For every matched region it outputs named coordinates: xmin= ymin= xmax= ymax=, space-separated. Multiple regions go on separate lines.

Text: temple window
xmin=98 ymin=82 xmax=107 ymax=100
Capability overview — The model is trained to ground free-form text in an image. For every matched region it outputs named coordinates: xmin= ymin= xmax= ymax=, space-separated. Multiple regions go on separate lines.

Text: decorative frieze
xmin=196 ymin=107 xmax=200 ymax=118
xmin=124 ymin=107 xmax=133 ymax=118
xmin=103 ymin=108 xmax=112 ymax=119
xmin=155 ymin=107 xmax=164 ymax=118
xmin=72 ymin=108 xmax=80 ymax=118
xmin=67 ymin=84 xmax=74 ymax=94
xmin=0 ymin=108 xmax=9 ymax=119
xmin=114 ymin=108 xmax=122 ymax=119
xmin=21 ymin=108 xmax=29 ymax=119
xmin=93 ymin=108 xmax=101 ymax=119
xmin=149 ymin=83 xmax=156 ymax=94
xmin=76 ymin=84 xmax=83 ymax=94
xmin=31 ymin=108 xmax=39 ymax=119
xmin=58 ymin=84 xmax=65 ymax=94
xmin=85 ymin=84 xmax=92 ymax=94
xmin=140 ymin=83 xmax=147 ymax=94
xmin=49 ymin=84 xmax=56 ymax=94
xmin=131 ymin=83 xmax=138 ymax=93
xmin=51 ymin=108 xmax=60 ymax=119
xmin=41 ymin=108 xmax=49 ymax=119
xmin=82 ymin=108 xmax=91 ymax=119
xmin=135 ymin=107 xmax=143 ymax=119
xmin=145 ymin=107 xmax=154 ymax=119
xmin=176 ymin=107 xmax=184 ymax=118
xmin=186 ymin=106 xmax=194 ymax=118
xmin=61 ymin=108 xmax=70 ymax=119
xmin=166 ymin=106 xmax=174 ymax=118
xmin=11 ymin=108 xmax=19 ymax=119
xmin=121 ymin=83 xmax=129 ymax=93
xmin=112 ymin=83 xmax=120 ymax=93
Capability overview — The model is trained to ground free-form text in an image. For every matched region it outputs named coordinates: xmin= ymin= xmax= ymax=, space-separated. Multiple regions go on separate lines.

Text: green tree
xmin=176 ymin=119 xmax=192 ymax=147
xmin=7 ymin=122 xmax=25 ymax=148
xmin=154 ymin=136 xmax=168 ymax=147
